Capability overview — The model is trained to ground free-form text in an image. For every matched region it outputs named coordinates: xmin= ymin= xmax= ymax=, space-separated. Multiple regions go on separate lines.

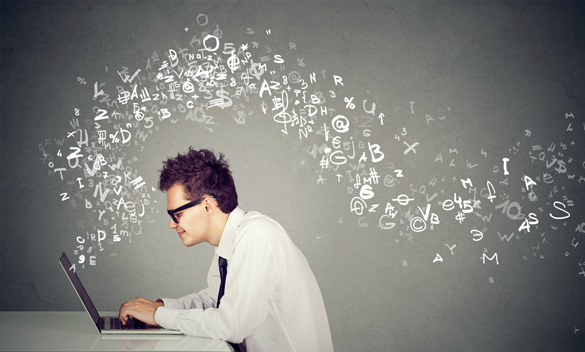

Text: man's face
xmin=166 ymin=183 xmax=211 ymax=247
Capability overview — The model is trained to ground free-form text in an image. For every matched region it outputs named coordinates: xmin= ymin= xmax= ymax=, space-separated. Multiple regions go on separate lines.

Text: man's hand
xmin=118 ymin=297 xmax=164 ymax=326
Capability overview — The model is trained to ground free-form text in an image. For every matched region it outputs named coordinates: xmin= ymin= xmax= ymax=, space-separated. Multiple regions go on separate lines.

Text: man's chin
xmin=181 ymin=238 xmax=198 ymax=247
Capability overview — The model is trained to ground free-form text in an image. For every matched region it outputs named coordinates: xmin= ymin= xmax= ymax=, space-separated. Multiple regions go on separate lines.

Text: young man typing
xmin=118 ymin=148 xmax=334 ymax=352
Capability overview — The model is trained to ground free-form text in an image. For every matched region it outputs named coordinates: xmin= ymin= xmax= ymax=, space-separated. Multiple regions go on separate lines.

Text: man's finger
xmin=119 ymin=306 xmax=132 ymax=325
xmin=118 ymin=297 xmax=138 ymax=324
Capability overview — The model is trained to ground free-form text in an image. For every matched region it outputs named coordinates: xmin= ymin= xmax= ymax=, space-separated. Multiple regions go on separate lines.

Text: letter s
xmin=550 ymin=201 xmax=570 ymax=220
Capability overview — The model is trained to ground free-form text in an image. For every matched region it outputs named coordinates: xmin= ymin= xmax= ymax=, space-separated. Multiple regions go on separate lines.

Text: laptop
xmin=59 ymin=252 xmax=183 ymax=335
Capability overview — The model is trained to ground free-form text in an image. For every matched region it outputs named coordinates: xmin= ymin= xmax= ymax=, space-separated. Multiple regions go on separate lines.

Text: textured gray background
xmin=1 ymin=1 xmax=585 ymax=351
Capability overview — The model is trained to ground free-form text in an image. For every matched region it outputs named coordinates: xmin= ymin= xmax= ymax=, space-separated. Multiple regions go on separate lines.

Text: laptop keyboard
xmin=110 ymin=317 xmax=146 ymax=330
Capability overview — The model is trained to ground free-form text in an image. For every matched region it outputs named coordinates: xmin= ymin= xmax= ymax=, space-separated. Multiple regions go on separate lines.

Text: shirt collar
xmin=216 ymin=207 xmax=245 ymax=261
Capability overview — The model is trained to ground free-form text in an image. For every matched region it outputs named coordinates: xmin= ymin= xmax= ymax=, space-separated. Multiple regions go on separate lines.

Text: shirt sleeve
xmin=157 ymin=289 xmax=215 ymax=310
xmin=155 ymin=224 xmax=280 ymax=343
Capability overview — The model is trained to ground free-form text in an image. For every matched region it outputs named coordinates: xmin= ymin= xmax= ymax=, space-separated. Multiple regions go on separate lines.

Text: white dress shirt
xmin=155 ymin=207 xmax=334 ymax=352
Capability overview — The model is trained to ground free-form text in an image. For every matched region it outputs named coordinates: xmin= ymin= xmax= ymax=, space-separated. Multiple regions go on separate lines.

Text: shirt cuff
xmin=154 ymin=306 xmax=181 ymax=330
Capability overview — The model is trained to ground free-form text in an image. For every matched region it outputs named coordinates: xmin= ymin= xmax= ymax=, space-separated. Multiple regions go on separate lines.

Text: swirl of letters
xmin=38 ymin=15 xmax=583 ymax=284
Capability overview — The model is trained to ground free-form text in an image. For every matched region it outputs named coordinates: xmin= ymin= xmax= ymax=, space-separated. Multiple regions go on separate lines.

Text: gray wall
xmin=2 ymin=1 xmax=585 ymax=351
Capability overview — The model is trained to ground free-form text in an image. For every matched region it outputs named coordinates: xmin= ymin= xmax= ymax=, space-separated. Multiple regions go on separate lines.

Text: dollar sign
xmin=215 ymin=88 xmax=232 ymax=109
xmin=234 ymin=110 xmax=246 ymax=125
xmin=555 ymin=160 xmax=567 ymax=174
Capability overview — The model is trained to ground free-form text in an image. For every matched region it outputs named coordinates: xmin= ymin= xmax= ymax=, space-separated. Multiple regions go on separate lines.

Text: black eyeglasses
xmin=167 ymin=197 xmax=206 ymax=224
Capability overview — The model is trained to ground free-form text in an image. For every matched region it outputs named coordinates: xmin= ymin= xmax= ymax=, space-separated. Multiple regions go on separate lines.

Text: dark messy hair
xmin=158 ymin=148 xmax=238 ymax=213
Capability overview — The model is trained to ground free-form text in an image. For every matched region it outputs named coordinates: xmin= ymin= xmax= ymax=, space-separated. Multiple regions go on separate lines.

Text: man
xmin=118 ymin=148 xmax=334 ymax=352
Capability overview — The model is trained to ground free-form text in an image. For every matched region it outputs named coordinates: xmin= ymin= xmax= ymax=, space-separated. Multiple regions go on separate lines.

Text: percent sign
xmin=109 ymin=131 xmax=120 ymax=143
xmin=77 ymin=77 xmax=87 ymax=85
xmin=344 ymin=97 xmax=355 ymax=109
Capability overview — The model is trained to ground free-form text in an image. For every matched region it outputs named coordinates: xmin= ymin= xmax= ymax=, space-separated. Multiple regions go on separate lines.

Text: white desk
xmin=0 ymin=311 xmax=231 ymax=351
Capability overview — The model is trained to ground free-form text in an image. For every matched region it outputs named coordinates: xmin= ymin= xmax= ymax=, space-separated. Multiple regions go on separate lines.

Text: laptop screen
xmin=59 ymin=252 xmax=101 ymax=325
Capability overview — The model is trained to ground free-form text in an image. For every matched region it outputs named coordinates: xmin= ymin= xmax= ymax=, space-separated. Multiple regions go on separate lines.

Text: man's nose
xmin=169 ymin=218 xmax=178 ymax=229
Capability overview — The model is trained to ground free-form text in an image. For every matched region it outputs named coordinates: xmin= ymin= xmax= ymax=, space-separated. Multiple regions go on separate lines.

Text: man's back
xmin=226 ymin=211 xmax=334 ymax=351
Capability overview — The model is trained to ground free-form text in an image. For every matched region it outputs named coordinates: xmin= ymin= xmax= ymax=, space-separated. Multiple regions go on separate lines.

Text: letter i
xmin=502 ymin=158 xmax=510 ymax=176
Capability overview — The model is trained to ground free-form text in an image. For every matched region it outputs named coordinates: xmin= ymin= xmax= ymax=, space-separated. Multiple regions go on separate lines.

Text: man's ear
xmin=203 ymin=197 xmax=215 ymax=213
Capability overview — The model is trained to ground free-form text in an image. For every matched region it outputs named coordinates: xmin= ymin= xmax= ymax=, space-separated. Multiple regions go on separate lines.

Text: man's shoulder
xmin=240 ymin=210 xmax=276 ymax=228
xmin=237 ymin=211 xmax=287 ymax=238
